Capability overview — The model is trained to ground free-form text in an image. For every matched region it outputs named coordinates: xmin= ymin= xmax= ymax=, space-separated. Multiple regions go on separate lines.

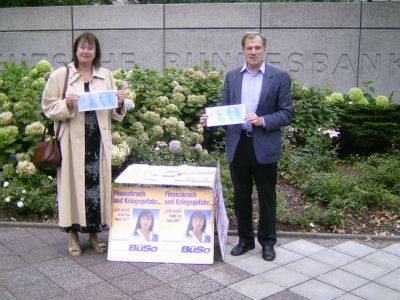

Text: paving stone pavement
xmin=0 ymin=225 xmax=399 ymax=300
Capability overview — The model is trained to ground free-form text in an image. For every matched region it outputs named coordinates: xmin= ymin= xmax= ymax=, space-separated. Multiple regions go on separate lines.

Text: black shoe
xmin=231 ymin=242 xmax=255 ymax=256
xmin=262 ymin=245 xmax=276 ymax=261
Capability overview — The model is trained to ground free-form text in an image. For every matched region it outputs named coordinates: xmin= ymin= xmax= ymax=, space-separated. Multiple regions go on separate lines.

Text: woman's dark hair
xmin=72 ymin=32 xmax=101 ymax=69
xmin=134 ymin=209 xmax=154 ymax=233
xmin=185 ymin=210 xmax=207 ymax=236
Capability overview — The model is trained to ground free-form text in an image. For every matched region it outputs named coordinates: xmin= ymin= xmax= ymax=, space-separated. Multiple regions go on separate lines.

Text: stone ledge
xmin=1 ymin=221 xmax=399 ymax=241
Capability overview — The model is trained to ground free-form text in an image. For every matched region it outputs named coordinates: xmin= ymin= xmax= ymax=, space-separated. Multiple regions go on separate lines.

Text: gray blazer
xmin=222 ymin=63 xmax=294 ymax=164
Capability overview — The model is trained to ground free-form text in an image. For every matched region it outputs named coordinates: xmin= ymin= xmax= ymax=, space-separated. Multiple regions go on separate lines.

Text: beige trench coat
xmin=41 ymin=63 xmax=126 ymax=228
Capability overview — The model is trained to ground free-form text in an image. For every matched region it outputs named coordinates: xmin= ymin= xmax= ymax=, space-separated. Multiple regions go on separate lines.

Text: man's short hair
xmin=241 ymin=32 xmax=267 ymax=49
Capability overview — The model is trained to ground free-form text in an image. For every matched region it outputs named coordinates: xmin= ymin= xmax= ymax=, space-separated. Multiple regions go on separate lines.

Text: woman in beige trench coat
xmin=42 ymin=32 xmax=127 ymax=256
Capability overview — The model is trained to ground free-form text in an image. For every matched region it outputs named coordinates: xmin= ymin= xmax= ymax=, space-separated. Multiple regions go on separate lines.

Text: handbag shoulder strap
xmin=54 ymin=66 xmax=69 ymax=139
xmin=62 ymin=66 xmax=69 ymax=99
xmin=41 ymin=66 xmax=69 ymax=141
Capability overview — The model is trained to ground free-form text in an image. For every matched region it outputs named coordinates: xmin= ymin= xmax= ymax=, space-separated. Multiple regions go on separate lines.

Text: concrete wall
xmin=0 ymin=3 xmax=399 ymax=102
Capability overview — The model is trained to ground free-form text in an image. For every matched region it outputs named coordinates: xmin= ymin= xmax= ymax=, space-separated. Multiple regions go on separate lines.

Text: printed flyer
xmin=108 ymin=185 xmax=215 ymax=264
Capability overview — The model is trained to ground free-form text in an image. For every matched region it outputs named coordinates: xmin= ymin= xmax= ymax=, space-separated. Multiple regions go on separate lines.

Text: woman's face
xmin=76 ymin=40 xmax=96 ymax=65
xmin=140 ymin=215 xmax=152 ymax=230
xmin=192 ymin=216 xmax=204 ymax=231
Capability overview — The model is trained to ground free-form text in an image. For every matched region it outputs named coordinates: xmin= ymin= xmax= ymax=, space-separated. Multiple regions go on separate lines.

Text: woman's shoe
xmin=89 ymin=236 xmax=107 ymax=253
xmin=68 ymin=239 xmax=82 ymax=257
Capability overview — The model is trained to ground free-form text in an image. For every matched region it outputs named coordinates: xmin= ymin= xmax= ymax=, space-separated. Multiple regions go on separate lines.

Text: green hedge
xmin=338 ymin=104 xmax=400 ymax=157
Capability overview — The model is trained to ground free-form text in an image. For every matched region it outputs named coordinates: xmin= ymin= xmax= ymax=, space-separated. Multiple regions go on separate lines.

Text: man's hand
xmin=245 ymin=113 xmax=263 ymax=127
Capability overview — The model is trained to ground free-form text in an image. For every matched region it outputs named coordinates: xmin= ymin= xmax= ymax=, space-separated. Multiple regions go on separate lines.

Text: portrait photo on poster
xmin=131 ymin=208 xmax=159 ymax=243
xmin=205 ymin=104 xmax=246 ymax=127
xmin=183 ymin=210 xmax=212 ymax=243
xmin=78 ymin=90 xmax=118 ymax=112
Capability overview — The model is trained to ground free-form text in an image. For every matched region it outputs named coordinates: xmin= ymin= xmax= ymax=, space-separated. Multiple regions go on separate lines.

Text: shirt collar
xmin=240 ymin=61 xmax=266 ymax=74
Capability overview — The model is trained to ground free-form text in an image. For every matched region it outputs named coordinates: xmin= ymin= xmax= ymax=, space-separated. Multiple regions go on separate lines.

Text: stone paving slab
xmin=352 ymin=282 xmax=400 ymax=300
xmin=0 ymin=226 xmax=399 ymax=299
xmin=374 ymin=269 xmax=400 ymax=292
xmin=9 ymin=278 xmax=65 ymax=300
xmin=309 ymin=248 xmax=357 ymax=268
xmin=285 ymin=257 xmax=335 ymax=277
xmin=258 ymin=266 xmax=310 ymax=289
xmin=341 ymin=259 xmax=390 ymax=281
xmin=289 ymin=279 xmax=345 ymax=300
xmin=317 ymin=269 xmax=369 ymax=292
xmin=333 ymin=241 xmax=377 ymax=258
xmin=229 ymin=276 xmax=285 ymax=299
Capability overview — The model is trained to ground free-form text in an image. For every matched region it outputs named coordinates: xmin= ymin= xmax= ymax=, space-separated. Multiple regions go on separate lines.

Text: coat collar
xmin=67 ymin=62 xmax=107 ymax=84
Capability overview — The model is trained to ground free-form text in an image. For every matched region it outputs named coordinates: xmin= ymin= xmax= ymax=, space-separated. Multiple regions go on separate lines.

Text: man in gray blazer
xmin=200 ymin=32 xmax=293 ymax=261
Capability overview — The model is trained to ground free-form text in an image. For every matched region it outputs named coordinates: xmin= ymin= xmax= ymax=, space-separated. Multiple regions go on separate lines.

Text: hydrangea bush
xmin=111 ymin=62 xmax=224 ymax=168
xmin=0 ymin=60 xmax=52 ymax=164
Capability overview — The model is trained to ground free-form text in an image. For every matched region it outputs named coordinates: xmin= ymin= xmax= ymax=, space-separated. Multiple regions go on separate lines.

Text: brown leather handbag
xmin=32 ymin=67 xmax=68 ymax=170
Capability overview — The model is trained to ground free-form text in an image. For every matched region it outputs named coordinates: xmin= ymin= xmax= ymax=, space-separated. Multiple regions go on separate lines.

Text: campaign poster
xmin=107 ymin=186 xmax=214 ymax=264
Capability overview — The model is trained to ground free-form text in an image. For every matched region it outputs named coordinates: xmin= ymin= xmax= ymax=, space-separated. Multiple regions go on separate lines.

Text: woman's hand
xmin=116 ymin=90 xmax=126 ymax=107
xmin=199 ymin=114 xmax=208 ymax=127
xmin=65 ymin=94 xmax=79 ymax=109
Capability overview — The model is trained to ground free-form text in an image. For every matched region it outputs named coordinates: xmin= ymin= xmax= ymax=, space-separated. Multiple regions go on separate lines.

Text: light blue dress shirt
xmin=240 ymin=62 xmax=265 ymax=131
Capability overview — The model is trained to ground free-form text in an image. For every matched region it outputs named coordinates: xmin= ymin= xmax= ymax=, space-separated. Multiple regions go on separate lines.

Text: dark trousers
xmin=229 ymin=134 xmax=278 ymax=247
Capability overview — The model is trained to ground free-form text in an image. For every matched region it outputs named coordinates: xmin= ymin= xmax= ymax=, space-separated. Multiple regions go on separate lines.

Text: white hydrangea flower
xmin=122 ymin=98 xmax=135 ymax=111
xmin=171 ymin=80 xmax=180 ymax=87
xmin=112 ymin=131 xmax=123 ymax=143
xmin=16 ymin=201 xmax=24 ymax=208
xmin=156 ymin=141 xmax=168 ymax=148
xmin=196 ymin=124 xmax=204 ymax=134
xmin=16 ymin=161 xmax=37 ymax=178
xmin=119 ymin=141 xmax=131 ymax=156
xmin=0 ymin=111 xmax=13 ymax=125
xmin=171 ymin=92 xmax=186 ymax=103
xmin=194 ymin=144 xmax=203 ymax=152
xmin=124 ymin=89 xmax=136 ymax=101
xmin=16 ymin=152 xmax=31 ymax=162
xmin=169 ymin=140 xmax=182 ymax=154
xmin=4 ymin=197 xmax=11 ymax=203
xmin=318 ymin=128 xmax=340 ymax=138
xmin=111 ymin=145 xmax=126 ymax=168
xmin=3 ymin=181 xmax=9 ymax=188
xmin=184 ymin=68 xmax=195 ymax=76
xmin=25 ymin=121 xmax=46 ymax=136
xmin=142 ymin=111 xmax=160 ymax=124
xmin=126 ymin=69 xmax=133 ymax=79
xmin=191 ymin=70 xmax=207 ymax=80
xmin=208 ymin=71 xmax=220 ymax=80
xmin=173 ymin=85 xmax=185 ymax=94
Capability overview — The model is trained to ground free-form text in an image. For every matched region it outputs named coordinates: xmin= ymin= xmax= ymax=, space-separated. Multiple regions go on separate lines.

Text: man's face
xmin=243 ymin=36 xmax=266 ymax=70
